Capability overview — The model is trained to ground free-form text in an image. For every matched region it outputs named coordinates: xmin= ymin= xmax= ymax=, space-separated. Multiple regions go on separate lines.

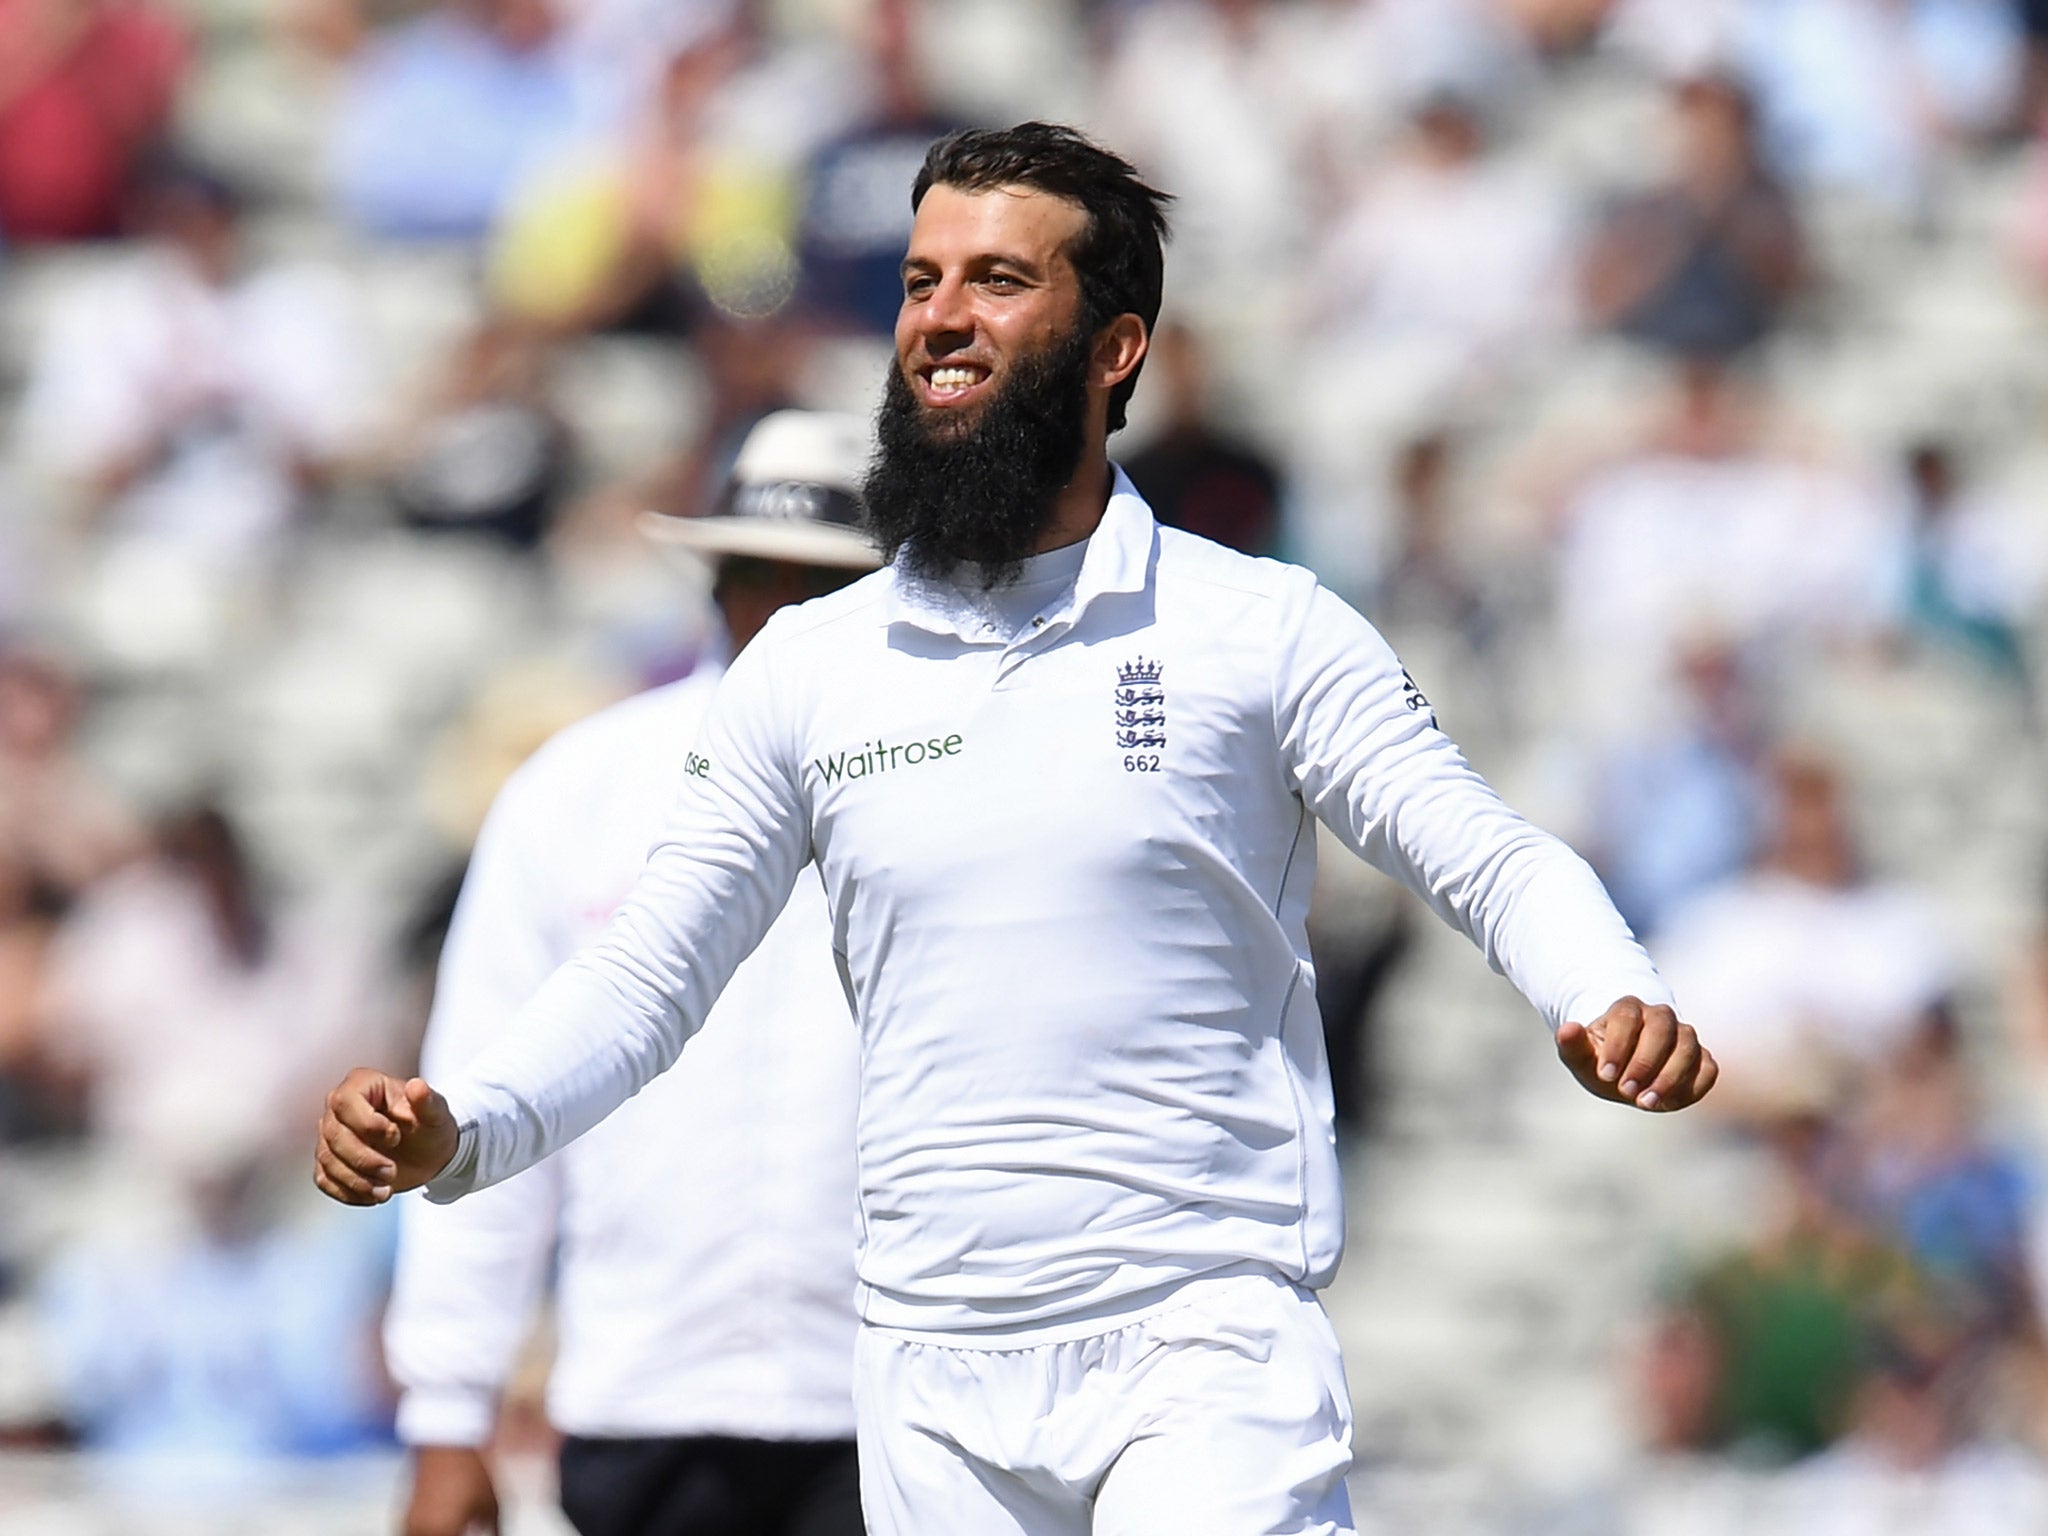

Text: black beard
xmin=863 ymin=323 xmax=1093 ymax=590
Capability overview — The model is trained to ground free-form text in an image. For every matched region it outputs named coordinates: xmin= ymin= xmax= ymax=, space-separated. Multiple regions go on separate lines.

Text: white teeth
xmin=929 ymin=367 xmax=982 ymax=391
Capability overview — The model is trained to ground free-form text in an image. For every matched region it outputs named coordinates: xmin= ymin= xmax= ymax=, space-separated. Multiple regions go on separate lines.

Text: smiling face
xmin=895 ymin=183 xmax=1094 ymax=432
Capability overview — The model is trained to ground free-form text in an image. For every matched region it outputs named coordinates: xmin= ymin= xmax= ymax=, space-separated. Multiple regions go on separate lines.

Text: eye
xmin=983 ymin=273 xmax=1021 ymax=292
xmin=903 ymin=274 xmax=935 ymax=301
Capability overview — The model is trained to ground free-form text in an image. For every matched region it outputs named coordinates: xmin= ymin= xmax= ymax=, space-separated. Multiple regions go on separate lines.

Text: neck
xmin=1034 ymin=443 xmax=1112 ymax=554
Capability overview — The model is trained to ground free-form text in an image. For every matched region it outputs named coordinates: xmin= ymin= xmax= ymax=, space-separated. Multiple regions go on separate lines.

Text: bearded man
xmin=316 ymin=123 xmax=1717 ymax=1535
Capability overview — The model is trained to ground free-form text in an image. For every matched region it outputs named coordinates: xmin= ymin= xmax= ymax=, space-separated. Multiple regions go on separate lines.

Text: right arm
xmin=315 ymin=625 xmax=811 ymax=1203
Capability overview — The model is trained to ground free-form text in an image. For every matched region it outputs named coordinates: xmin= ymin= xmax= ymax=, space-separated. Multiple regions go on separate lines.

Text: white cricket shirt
xmin=428 ymin=471 xmax=1672 ymax=1340
xmin=387 ymin=670 xmax=860 ymax=1445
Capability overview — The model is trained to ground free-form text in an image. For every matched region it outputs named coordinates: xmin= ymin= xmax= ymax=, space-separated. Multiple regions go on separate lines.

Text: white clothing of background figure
xmin=386 ymin=663 xmax=860 ymax=1451
xmin=17 ymin=247 xmax=366 ymax=572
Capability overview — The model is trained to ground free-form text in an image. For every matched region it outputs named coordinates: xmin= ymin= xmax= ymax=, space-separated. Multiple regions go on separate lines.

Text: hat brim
xmin=637 ymin=511 xmax=882 ymax=570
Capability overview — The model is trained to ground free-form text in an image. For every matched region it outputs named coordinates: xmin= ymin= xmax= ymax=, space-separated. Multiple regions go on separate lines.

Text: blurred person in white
xmin=1782 ymin=1328 xmax=2048 ymax=1536
xmin=1736 ymin=0 xmax=2027 ymax=213
xmin=1607 ymin=1 xmax=2025 ymax=202
xmin=1291 ymin=87 xmax=1574 ymax=584
xmin=38 ymin=801 xmax=390 ymax=1172
xmin=1581 ymin=74 xmax=1807 ymax=362
xmin=318 ymin=123 xmax=1717 ymax=1536
xmin=1550 ymin=361 xmax=1897 ymax=745
xmin=15 ymin=157 xmax=367 ymax=584
xmin=388 ymin=411 xmax=874 ymax=1536
xmin=1089 ymin=0 xmax=1531 ymax=322
xmin=1304 ymin=89 xmax=1574 ymax=416
xmin=1655 ymin=748 xmax=1954 ymax=1111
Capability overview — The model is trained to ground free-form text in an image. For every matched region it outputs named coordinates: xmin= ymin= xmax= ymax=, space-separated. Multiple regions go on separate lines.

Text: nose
xmin=909 ymin=273 xmax=974 ymax=353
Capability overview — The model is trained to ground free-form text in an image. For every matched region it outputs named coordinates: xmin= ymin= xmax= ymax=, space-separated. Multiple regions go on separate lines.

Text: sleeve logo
xmin=1400 ymin=668 xmax=1436 ymax=727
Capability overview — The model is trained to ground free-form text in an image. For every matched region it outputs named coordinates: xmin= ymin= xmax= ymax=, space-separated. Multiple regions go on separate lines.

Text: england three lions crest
xmin=1114 ymin=657 xmax=1166 ymax=750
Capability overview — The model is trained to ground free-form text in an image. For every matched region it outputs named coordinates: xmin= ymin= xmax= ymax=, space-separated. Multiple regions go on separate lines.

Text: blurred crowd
xmin=4 ymin=0 xmax=2048 ymax=1526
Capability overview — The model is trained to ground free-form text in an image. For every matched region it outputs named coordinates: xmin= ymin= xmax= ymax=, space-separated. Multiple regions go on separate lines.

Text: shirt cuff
xmin=422 ymin=1120 xmax=480 ymax=1205
xmin=396 ymin=1385 xmax=497 ymax=1447
xmin=1561 ymin=978 xmax=1678 ymax=1031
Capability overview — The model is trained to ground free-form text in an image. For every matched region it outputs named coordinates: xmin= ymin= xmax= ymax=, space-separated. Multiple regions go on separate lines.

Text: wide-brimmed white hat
xmin=638 ymin=410 xmax=881 ymax=570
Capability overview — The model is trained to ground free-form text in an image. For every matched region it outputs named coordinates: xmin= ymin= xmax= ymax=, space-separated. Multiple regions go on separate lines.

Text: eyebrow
xmin=900 ymin=251 xmax=1052 ymax=280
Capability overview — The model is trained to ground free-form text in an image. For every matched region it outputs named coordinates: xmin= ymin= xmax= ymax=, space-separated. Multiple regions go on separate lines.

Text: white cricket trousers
xmin=854 ymin=1269 xmax=1357 ymax=1534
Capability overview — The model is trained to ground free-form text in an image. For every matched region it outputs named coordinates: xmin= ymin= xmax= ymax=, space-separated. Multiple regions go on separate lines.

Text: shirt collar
xmin=882 ymin=465 xmax=1157 ymax=641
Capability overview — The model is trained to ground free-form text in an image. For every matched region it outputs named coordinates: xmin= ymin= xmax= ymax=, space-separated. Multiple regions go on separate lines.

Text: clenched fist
xmin=1555 ymin=996 xmax=1717 ymax=1112
xmin=314 ymin=1068 xmax=459 ymax=1205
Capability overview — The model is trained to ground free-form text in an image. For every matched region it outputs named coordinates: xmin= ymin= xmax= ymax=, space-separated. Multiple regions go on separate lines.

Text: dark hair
xmin=912 ymin=122 xmax=1173 ymax=433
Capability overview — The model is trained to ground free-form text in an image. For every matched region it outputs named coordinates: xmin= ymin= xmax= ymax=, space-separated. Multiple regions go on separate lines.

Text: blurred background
xmin=3 ymin=0 xmax=2048 ymax=1530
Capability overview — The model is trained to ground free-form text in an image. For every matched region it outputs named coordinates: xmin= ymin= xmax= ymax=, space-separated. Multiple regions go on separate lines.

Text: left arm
xmin=1273 ymin=575 xmax=1715 ymax=1111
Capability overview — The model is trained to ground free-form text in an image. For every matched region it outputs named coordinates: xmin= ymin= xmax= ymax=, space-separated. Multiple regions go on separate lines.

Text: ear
xmin=1091 ymin=313 xmax=1148 ymax=395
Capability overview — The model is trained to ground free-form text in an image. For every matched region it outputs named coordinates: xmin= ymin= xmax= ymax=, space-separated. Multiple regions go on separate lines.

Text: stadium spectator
xmin=1781 ymin=1329 xmax=2048 ymax=1533
xmin=1665 ymin=1107 xmax=1928 ymax=1462
xmin=0 ymin=647 xmax=138 ymax=903
xmin=1599 ymin=0 xmax=1745 ymax=77
xmin=562 ymin=311 xmax=808 ymax=555
xmin=1089 ymin=0 xmax=1360 ymax=320
xmin=39 ymin=803 xmax=392 ymax=1172
xmin=387 ymin=315 xmax=576 ymax=549
xmin=1366 ymin=433 xmax=1499 ymax=647
xmin=1885 ymin=439 xmax=2043 ymax=681
xmin=486 ymin=9 xmax=858 ymax=334
xmin=1549 ymin=361 xmax=1895 ymax=742
xmin=389 ymin=410 xmax=874 ymax=1536
xmin=1498 ymin=0 xmax=1614 ymax=57
xmin=1304 ymin=90 xmax=1574 ymax=407
xmin=1121 ymin=321 xmax=1284 ymax=556
xmin=794 ymin=0 xmax=961 ymax=336
xmin=1841 ymin=1015 xmax=2037 ymax=1348
xmin=0 ymin=844 xmax=68 ymax=1143
xmin=35 ymin=1156 xmax=395 ymax=1475
xmin=1289 ymin=89 xmax=1572 ymax=584
xmin=1737 ymin=0 xmax=2027 ymax=210
xmin=1581 ymin=74 xmax=1807 ymax=360
xmin=0 ymin=646 xmax=134 ymax=1142
xmin=14 ymin=158 xmax=369 ymax=588
xmin=2027 ymin=0 xmax=2048 ymax=123
xmin=0 ymin=0 xmax=187 ymax=243
xmin=1654 ymin=748 xmax=1955 ymax=1102
xmin=328 ymin=0 xmax=577 ymax=241
xmin=1590 ymin=634 xmax=1766 ymax=939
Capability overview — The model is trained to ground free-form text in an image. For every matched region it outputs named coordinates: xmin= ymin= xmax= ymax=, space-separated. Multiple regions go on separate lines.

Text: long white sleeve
xmin=426 ymin=634 xmax=810 ymax=1200
xmin=390 ymin=672 xmax=860 ymax=1441
xmin=1275 ymin=578 xmax=1672 ymax=1030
